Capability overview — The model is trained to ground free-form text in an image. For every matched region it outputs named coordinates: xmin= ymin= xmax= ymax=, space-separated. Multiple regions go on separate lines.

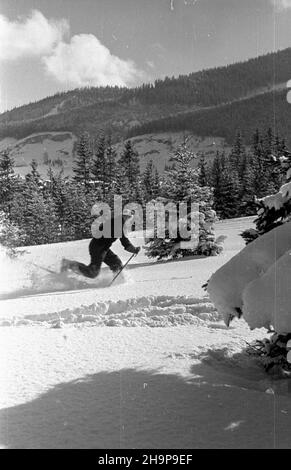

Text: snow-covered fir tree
xmin=10 ymin=178 xmax=59 ymax=246
xmin=241 ymin=153 xmax=291 ymax=244
xmin=145 ymin=143 xmax=222 ymax=260
xmin=0 ymin=211 xmax=26 ymax=257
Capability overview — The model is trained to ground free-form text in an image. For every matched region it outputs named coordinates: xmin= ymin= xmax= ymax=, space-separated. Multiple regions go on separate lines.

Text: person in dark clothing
xmin=61 ymin=210 xmax=140 ymax=279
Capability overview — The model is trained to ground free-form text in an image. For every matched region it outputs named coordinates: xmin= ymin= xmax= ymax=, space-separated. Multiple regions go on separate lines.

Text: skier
xmin=61 ymin=209 xmax=140 ymax=279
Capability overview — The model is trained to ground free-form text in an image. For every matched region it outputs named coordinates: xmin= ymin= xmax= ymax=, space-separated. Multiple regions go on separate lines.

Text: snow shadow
xmin=1 ymin=367 xmax=291 ymax=449
xmin=188 ymin=346 xmax=291 ymax=402
xmin=192 ymin=346 xmax=268 ymax=385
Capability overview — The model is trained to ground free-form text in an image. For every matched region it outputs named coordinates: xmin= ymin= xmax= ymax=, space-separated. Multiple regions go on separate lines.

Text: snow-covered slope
xmin=0 ymin=218 xmax=252 ymax=318
xmin=1 ymin=131 xmax=228 ymax=178
xmin=1 ymin=132 xmax=77 ymax=177
xmin=2 ymin=216 xmax=291 ymax=449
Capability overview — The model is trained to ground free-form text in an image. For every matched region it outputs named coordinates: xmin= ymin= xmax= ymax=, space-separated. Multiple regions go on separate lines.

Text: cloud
xmin=0 ymin=9 xmax=144 ymax=88
xmin=271 ymin=0 xmax=291 ymax=10
xmin=43 ymin=33 xmax=143 ymax=87
xmin=0 ymin=10 xmax=68 ymax=61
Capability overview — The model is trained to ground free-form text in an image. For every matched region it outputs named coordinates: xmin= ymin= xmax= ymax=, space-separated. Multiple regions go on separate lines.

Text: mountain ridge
xmin=1 ymin=47 xmax=291 ymax=177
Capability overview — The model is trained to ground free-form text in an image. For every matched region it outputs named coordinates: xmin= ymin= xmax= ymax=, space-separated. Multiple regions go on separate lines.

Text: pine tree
xmin=0 ymin=211 xmax=26 ymax=257
xmin=211 ymin=150 xmax=241 ymax=219
xmin=269 ymin=133 xmax=287 ymax=190
xmin=73 ymin=132 xmax=92 ymax=188
xmin=252 ymin=129 xmax=273 ymax=198
xmin=153 ymin=166 xmax=161 ymax=199
xmin=219 ymin=164 xmax=240 ymax=219
xmin=211 ymin=151 xmax=225 ymax=216
xmin=162 ymin=142 xmax=199 ymax=202
xmin=0 ymin=149 xmax=18 ymax=216
xmin=198 ymin=154 xmax=208 ymax=187
xmin=44 ymin=169 xmax=70 ymax=241
xmin=145 ymin=143 xmax=221 ymax=260
xmin=142 ymin=159 xmax=160 ymax=202
xmin=61 ymin=182 xmax=93 ymax=241
xmin=118 ymin=140 xmax=142 ymax=204
xmin=11 ymin=180 xmax=59 ymax=246
xmin=229 ymin=131 xmax=246 ymax=178
xmin=261 ymin=128 xmax=278 ymax=193
xmin=25 ymin=159 xmax=42 ymax=187
xmin=91 ymin=134 xmax=107 ymax=198
xmin=105 ymin=135 xmax=118 ymax=201
xmin=241 ymin=147 xmax=291 ymax=244
xmin=240 ymin=153 xmax=257 ymax=215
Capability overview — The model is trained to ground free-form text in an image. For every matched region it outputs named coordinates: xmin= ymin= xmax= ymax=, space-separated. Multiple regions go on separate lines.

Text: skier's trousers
xmin=68 ymin=238 xmax=123 ymax=279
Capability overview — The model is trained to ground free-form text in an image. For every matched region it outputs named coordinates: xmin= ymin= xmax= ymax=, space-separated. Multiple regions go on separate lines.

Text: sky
xmin=1 ymin=0 xmax=291 ymax=112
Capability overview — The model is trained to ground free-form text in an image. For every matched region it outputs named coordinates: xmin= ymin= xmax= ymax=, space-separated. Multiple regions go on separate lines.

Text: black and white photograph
xmin=1 ymin=0 xmax=291 ymax=451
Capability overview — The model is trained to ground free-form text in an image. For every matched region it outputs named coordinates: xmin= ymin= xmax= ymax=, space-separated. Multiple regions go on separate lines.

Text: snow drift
xmin=207 ymin=221 xmax=291 ymax=330
xmin=243 ymin=250 xmax=291 ymax=333
xmin=0 ymin=295 xmax=220 ymax=328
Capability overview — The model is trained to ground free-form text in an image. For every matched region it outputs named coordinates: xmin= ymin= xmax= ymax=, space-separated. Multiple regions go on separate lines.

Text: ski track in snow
xmin=0 ymin=294 xmax=220 ymax=328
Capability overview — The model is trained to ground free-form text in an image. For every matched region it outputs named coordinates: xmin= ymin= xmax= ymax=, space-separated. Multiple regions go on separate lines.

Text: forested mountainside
xmin=128 ymin=89 xmax=291 ymax=147
xmin=0 ymin=47 xmax=291 ymax=144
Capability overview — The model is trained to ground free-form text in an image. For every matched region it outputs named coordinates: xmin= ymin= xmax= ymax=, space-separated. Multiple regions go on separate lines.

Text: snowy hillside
xmin=1 ymin=216 xmax=291 ymax=449
xmin=0 ymin=132 xmax=77 ymax=178
xmin=0 ymin=131 xmax=228 ymax=178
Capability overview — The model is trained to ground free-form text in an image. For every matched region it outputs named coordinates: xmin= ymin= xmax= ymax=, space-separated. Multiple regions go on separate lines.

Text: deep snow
xmin=1 ymin=216 xmax=291 ymax=449
xmin=208 ymin=220 xmax=291 ymax=330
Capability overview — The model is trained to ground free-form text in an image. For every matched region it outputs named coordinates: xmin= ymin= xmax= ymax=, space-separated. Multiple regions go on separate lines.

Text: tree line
xmin=0 ymin=131 xmax=221 ymax=258
xmin=0 ymin=133 xmax=161 ymax=248
xmin=0 ymin=127 xmax=290 ymax=258
xmin=128 ymin=89 xmax=291 ymax=148
xmin=203 ymin=128 xmax=291 ymax=219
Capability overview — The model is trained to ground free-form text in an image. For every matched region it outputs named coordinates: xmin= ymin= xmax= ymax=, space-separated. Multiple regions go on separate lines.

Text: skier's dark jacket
xmin=92 ymin=214 xmax=137 ymax=254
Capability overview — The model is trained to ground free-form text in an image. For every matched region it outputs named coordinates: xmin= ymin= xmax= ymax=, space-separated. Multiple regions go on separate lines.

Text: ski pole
xmin=109 ymin=252 xmax=136 ymax=286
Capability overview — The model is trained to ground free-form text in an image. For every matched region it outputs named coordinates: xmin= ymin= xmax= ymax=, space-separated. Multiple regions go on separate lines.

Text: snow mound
xmin=242 ymin=250 xmax=291 ymax=333
xmin=259 ymin=181 xmax=291 ymax=211
xmin=0 ymin=295 xmax=220 ymax=328
xmin=207 ymin=221 xmax=291 ymax=326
